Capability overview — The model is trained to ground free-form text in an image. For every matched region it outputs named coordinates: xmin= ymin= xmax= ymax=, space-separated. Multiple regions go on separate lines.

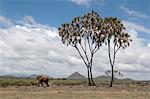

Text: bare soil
xmin=0 ymin=84 xmax=150 ymax=99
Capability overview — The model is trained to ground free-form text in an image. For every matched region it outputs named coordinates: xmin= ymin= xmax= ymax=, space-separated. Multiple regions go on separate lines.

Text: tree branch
xmin=79 ymin=43 xmax=90 ymax=64
xmin=115 ymin=46 xmax=121 ymax=54
xmin=87 ymin=36 xmax=92 ymax=52
xmin=112 ymin=43 xmax=121 ymax=66
xmin=89 ymin=52 xmax=94 ymax=67
xmin=74 ymin=45 xmax=88 ymax=67
xmin=85 ymin=36 xmax=86 ymax=52
xmin=108 ymin=40 xmax=113 ymax=67
xmin=92 ymin=44 xmax=99 ymax=54
xmin=112 ymin=43 xmax=116 ymax=66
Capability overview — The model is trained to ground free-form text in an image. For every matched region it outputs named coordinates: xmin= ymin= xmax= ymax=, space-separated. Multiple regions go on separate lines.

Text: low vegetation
xmin=0 ymin=77 xmax=149 ymax=99
xmin=0 ymin=77 xmax=37 ymax=87
xmin=0 ymin=77 xmax=149 ymax=88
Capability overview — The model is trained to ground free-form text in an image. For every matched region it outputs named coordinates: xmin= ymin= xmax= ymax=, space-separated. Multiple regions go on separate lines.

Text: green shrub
xmin=0 ymin=77 xmax=37 ymax=87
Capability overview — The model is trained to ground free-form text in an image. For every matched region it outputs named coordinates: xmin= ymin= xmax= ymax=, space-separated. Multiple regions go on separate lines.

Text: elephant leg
xmin=37 ymin=81 xmax=40 ymax=87
xmin=45 ymin=81 xmax=49 ymax=87
xmin=41 ymin=82 xmax=43 ymax=87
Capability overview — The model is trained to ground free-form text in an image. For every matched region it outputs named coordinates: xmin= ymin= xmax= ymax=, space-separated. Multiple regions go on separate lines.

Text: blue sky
xmin=0 ymin=0 xmax=149 ymax=38
xmin=0 ymin=0 xmax=150 ymax=80
xmin=0 ymin=0 xmax=149 ymax=26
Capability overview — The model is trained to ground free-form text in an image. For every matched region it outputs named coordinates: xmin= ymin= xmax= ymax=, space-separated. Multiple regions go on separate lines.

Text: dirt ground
xmin=0 ymin=85 xmax=150 ymax=99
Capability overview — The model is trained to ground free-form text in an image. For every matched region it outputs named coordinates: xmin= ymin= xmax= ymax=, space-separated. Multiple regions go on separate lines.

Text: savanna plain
xmin=0 ymin=77 xmax=150 ymax=99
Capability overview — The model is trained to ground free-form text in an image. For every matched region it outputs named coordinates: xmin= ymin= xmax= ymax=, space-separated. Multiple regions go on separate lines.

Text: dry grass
xmin=0 ymin=78 xmax=150 ymax=99
xmin=1 ymin=91 xmax=150 ymax=99
xmin=0 ymin=85 xmax=150 ymax=99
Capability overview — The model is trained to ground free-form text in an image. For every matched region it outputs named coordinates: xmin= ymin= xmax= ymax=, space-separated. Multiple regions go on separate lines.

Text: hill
xmin=95 ymin=75 xmax=118 ymax=80
xmin=121 ymin=78 xmax=133 ymax=81
xmin=27 ymin=74 xmax=40 ymax=78
xmin=27 ymin=74 xmax=52 ymax=79
xmin=1 ymin=74 xmax=17 ymax=78
xmin=67 ymin=72 xmax=87 ymax=80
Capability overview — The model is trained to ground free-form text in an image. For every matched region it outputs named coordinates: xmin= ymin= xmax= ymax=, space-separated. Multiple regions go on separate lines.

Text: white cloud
xmin=147 ymin=43 xmax=150 ymax=48
xmin=70 ymin=0 xmax=91 ymax=7
xmin=0 ymin=16 xmax=13 ymax=27
xmin=0 ymin=17 xmax=84 ymax=77
xmin=0 ymin=16 xmax=150 ymax=80
xmin=23 ymin=15 xmax=36 ymax=24
xmin=122 ymin=20 xmax=150 ymax=34
xmin=70 ymin=0 xmax=105 ymax=7
xmin=120 ymin=5 xmax=149 ymax=20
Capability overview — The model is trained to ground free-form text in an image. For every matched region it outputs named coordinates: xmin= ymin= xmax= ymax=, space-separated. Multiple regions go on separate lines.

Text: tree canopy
xmin=58 ymin=11 xmax=132 ymax=86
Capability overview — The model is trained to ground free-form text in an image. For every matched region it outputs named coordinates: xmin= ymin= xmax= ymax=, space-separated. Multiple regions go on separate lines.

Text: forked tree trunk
xmin=109 ymin=65 xmax=114 ymax=87
xmin=108 ymin=40 xmax=114 ymax=87
xmin=87 ymin=67 xmax=92 ymax=86
xmin=89 ymin=53 xmax=96 ymax=86
xmin=89 ymin=66 xmax=96 ymax=86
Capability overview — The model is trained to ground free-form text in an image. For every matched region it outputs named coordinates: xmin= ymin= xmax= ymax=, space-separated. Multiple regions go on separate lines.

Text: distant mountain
xmin=95 ymin=75 xmax=118 ymax=80
xmin=27 ymin=74 xmax=40 ymax=78
xmin=27 ymin=74 xmax=52 ymax=79
xmin=120 ymin=78 xmax=133 ymax=81
xmin=2 ymin=74 xmax=17 ymax=78
xmin=67 ymin=72 xmax=87 ymax=80
xmin=1 ymin=74 xmax=28 ymax=78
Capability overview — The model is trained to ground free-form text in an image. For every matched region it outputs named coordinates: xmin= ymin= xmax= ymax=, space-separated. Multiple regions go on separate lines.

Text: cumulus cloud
xmin=0 ymin=16 xmax=13 ymax=27
xmin=70 ymin=0 xmax=105 ymax=7
xmin=0 ymin=16 xmax=150 ymax=80
xmin=70 ymin=0 xmax=91 ymax=7
xmin=120 ymin=5 xmax=149 ymax=20
xmin=147 ymin=43 xmax=150 ymax=48
xmin=0 ymin=16 xmax=85 ymax=77
xmin=23 ymin=15 xmax=36 ymax=24
xmin=122 ymin=20 xmax=150 ymax=34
